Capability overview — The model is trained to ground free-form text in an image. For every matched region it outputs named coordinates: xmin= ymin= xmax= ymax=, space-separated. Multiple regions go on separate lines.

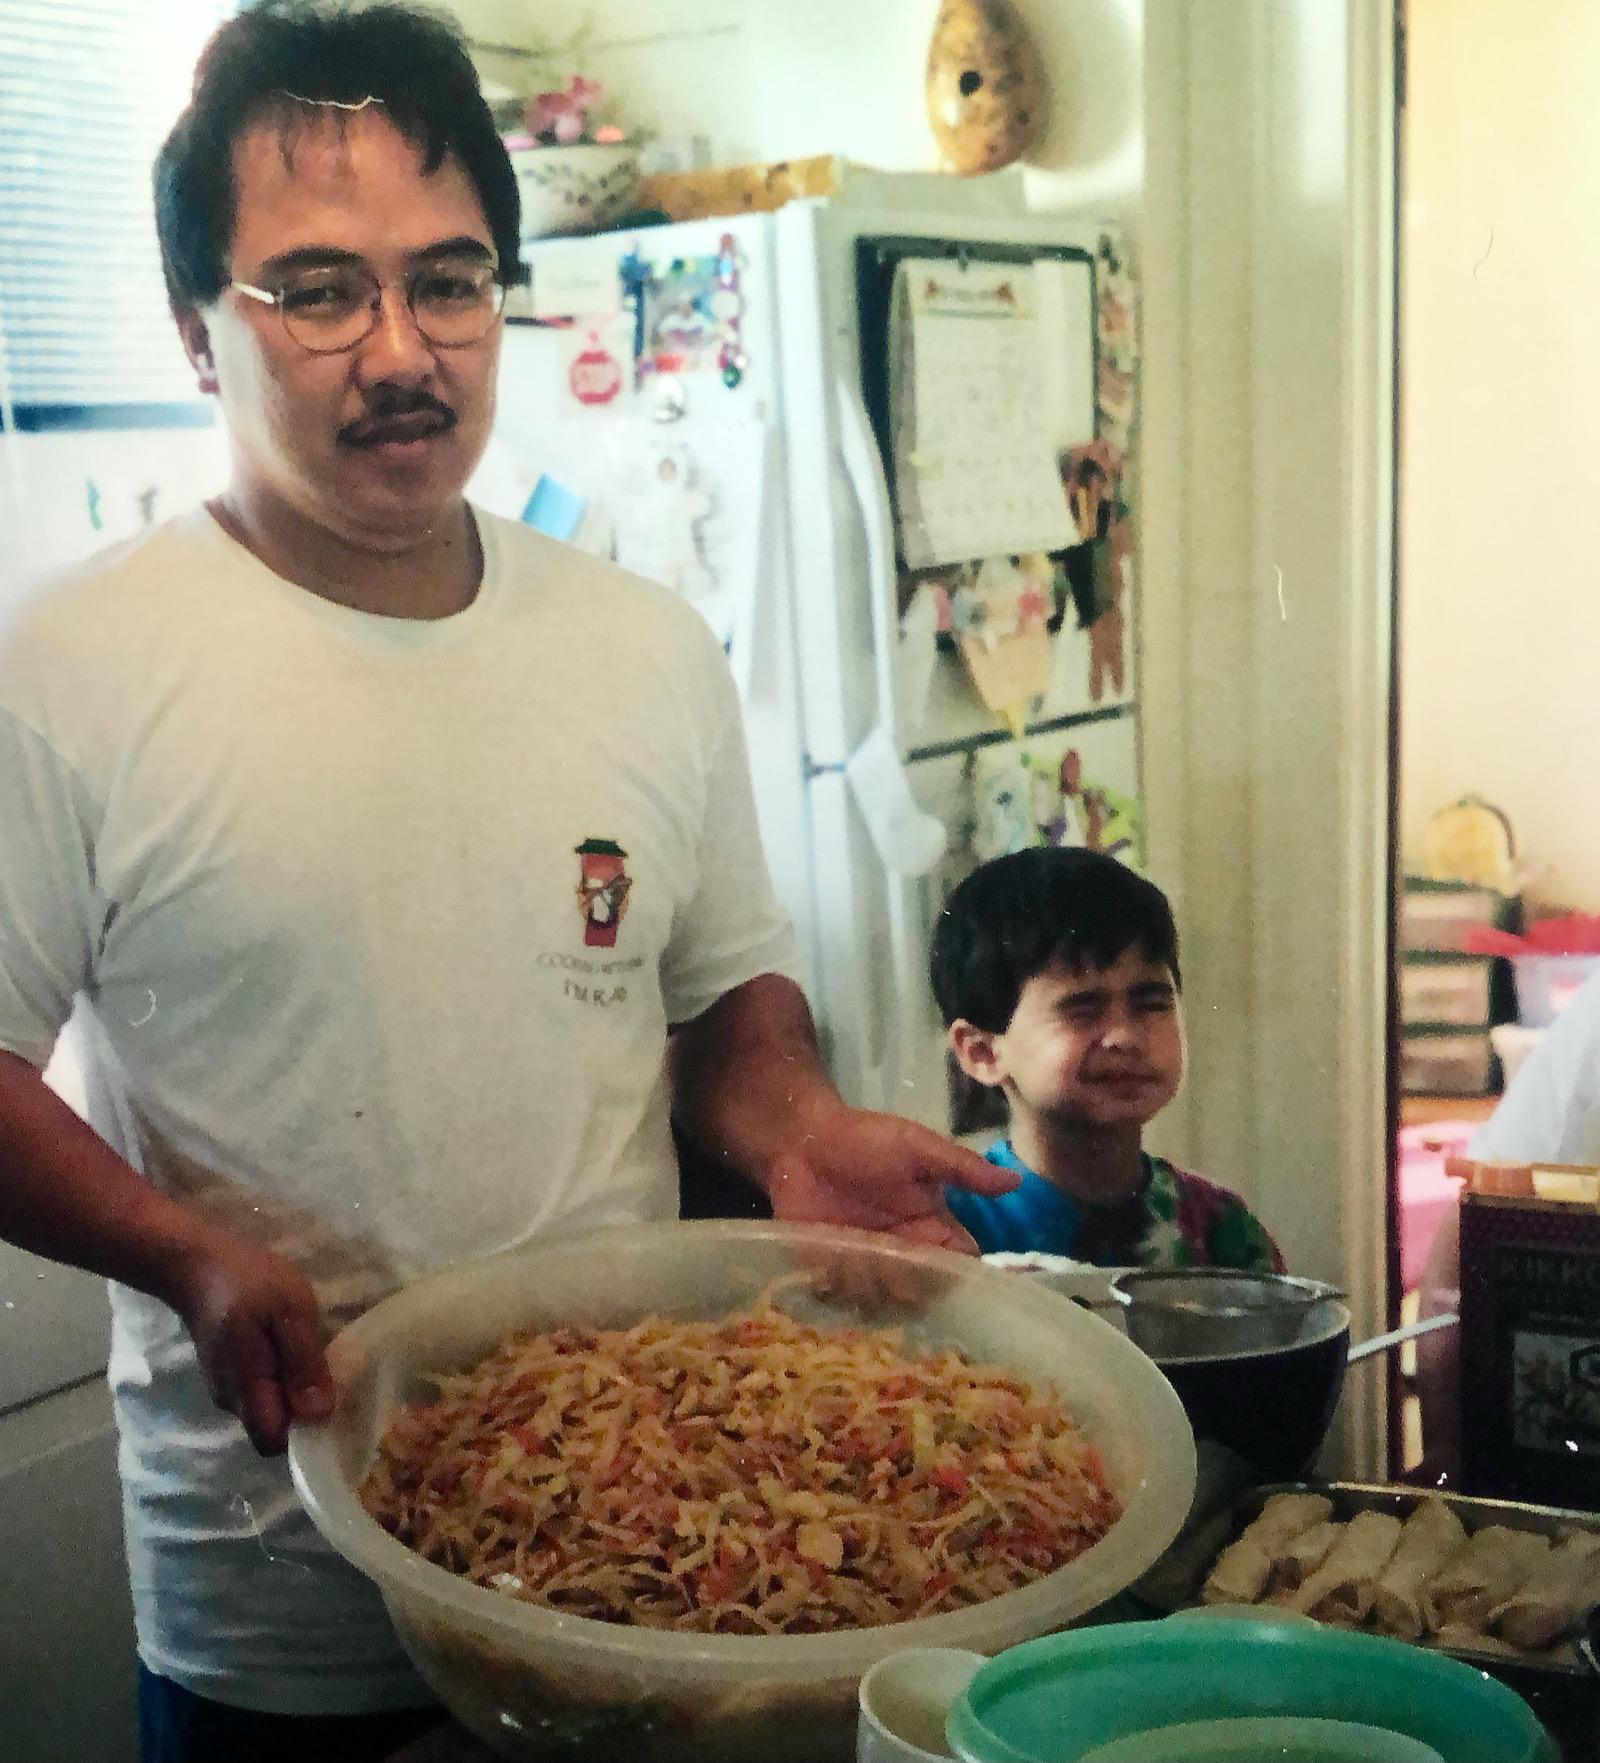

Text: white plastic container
xmin=858 ymin=1648 xmax=984 ymax=1762
xmin=1512 ymin=954 xmax=1600 ymax=1027
xmin=1489 ymin=1023 xmax=1546 ymax=1089
xmin=290 ymin=1220 xmax=1196 ymax=1763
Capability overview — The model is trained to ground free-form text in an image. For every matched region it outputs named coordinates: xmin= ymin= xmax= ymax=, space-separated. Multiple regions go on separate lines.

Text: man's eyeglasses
xmin=229 ymin=257 xmax=506 ymax=353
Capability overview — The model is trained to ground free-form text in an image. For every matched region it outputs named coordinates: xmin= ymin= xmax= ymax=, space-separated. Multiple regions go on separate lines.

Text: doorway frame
xmin=1140 ymin=0 xmax=1398 ymax=1474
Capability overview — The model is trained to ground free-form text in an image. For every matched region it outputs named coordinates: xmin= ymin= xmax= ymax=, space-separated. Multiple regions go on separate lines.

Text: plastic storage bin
xmin=1400 ymin=958 xmax=1491 ymax=1029
xmin=1400 ymin=1032 xmax=1492 ymax=1096
xmin=1399 ymin=881 xmax=1506 ymax=954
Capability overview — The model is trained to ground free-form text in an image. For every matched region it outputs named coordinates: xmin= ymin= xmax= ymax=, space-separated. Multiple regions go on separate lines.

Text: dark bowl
xmin=1113 ymin=1273 xmax=1352 ymax=1480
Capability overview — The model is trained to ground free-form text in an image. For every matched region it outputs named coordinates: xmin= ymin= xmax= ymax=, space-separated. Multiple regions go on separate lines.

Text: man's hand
xmin=764 ymin=1095 xmax=1016 ymax=1254
xmin=671 ymin=974 xmax=1018 ymax=1255
xmin=162 ymin=1234 xmax=334 ymax=1457
xmin=0 ymin=1051 xmax=334 ymax=1455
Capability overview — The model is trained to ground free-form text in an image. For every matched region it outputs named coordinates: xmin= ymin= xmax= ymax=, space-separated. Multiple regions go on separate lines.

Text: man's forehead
xmin=228 ymin=105 xmax=489 ymax=264
xmin=233 ymin=105 xmax=425 ymax=194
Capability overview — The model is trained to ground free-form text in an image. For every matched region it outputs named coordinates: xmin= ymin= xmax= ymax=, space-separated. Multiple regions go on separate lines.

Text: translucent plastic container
xmin=1512 ymin=954 xmax=1600 ymax=1027
xmin=289 ymin=1220 xmax=1196 ymax=1763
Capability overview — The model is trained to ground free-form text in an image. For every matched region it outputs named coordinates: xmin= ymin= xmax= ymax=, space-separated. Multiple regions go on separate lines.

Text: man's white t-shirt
xmin=0 ymin=506 xmax=801 ymax=1714
xmin=1471 ymin=970 xmax=1600 ymax=1166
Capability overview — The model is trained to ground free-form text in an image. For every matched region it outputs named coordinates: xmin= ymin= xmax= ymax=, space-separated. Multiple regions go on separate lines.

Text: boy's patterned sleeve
xmin=1208 ymin=1198 xmax=1286 ymax=1273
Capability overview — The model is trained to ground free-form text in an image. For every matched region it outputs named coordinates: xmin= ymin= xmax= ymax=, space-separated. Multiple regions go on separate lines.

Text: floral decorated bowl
xmin=509 ymin=142 xmax=641 ymax=241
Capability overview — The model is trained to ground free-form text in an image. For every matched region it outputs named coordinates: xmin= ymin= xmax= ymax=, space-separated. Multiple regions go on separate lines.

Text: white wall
xmin=450 ymin=0 xmax=1142 ymax=212
xmin=1400 ymin=0 xmax=1600 ymax=909
xmin=0 ymin=426 xmax=230 ymax=609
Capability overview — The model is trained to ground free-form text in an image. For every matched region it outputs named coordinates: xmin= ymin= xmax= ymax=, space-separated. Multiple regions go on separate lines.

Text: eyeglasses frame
xmin=227 ymin=257 xmax=507 ymax=354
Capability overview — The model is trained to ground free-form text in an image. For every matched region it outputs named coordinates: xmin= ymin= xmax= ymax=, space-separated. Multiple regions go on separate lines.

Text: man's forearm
xmin=670 ymin=973 xmax=846 ymax=1192
xmin=0 ymin=1048 xmax=218 ymax=1309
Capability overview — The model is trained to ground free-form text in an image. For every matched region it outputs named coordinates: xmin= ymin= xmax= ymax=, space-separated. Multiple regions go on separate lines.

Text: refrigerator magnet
xmin=567 ymin=327 xmax=625 ymax=409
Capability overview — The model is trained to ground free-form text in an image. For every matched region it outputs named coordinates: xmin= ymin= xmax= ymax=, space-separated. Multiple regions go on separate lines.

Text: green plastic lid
xmin=944 ymin=1616 xmax=1558 ymax=1763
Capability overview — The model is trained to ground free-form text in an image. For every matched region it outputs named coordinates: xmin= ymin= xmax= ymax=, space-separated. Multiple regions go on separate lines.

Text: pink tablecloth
xmin=1397 ymin=1120 xmax=1472 ymax=1291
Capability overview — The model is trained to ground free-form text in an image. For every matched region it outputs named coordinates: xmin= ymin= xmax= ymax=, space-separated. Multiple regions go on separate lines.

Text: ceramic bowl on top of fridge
xmin=288 ymin=1219 xmax=1196 ymax=1763
xmin=509 ymin=142 xmax=641 ymax=240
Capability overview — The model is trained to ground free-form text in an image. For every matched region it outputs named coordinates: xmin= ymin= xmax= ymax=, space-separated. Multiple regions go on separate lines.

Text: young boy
xmin=930 ymin=847 xmax=1283 ymax=1270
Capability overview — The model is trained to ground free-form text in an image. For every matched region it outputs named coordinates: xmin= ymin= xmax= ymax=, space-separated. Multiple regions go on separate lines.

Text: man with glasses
xmin=0 ymin=4 xmax=1009 ymax=1759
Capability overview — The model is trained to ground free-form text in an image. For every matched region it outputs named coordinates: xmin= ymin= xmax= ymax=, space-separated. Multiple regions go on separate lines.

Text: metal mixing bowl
xmin=1109 ymin=1270 xmax=1352 ymax=1480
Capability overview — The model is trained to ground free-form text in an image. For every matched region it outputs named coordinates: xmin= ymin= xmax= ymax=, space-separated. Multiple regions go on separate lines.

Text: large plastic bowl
xmin=945 ymin=1614 xmax=1558 ymax=1763
xmin=289 ymin=1220 xmax=1196 ymax=1763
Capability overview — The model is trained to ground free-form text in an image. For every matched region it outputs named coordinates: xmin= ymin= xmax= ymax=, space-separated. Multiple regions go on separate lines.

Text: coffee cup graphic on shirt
xmin=575 ymin=838 xmax=632 ymax=948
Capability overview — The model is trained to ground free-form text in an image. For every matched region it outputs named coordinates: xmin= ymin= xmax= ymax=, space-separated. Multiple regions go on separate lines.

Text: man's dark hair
xmin=929 ymin=846 xmax=1181 ymax=1033
xmin=154 ymin=1 xmax=523 ymax=312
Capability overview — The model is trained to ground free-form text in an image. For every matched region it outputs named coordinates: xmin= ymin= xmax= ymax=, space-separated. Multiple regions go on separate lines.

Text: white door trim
xmin=1140 ymin=0 xmax=1396 ymax=1475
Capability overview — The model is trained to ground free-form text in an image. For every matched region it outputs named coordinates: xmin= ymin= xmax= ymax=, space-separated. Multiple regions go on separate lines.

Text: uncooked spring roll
xmin=1271 ymin=1519 xmax=1346 ymax=1594
xmin=1288 ymin=1510 xmax=1403 ymax=1622
xmin=1423 ymin=1526 xmax=1550 ymax=1634
xmin=1201 ymin=1492 xmax=1334 ymax=1605
xmin=1488 ymin=1528 xmax=1600 ymax=1651
xmin=1432 ymin=1622 xmax=1522 ymax=1658
xmin=1369 ymin=1499 xmax=1470 ymax=1641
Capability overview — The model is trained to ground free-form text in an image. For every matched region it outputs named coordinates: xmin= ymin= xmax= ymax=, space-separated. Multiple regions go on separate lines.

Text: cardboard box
xmin=636 ymin=155 xmax=845 ymax=222
xmin=1460 ymin=1187 xmax=1600 ymax=1509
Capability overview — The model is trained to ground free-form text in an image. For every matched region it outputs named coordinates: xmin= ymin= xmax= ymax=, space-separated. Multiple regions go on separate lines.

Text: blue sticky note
xmin=520 ymin=475 xmax=588 ymax=542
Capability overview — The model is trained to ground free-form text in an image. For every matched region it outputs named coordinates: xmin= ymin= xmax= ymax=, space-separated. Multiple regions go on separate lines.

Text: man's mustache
xmin=339 ymin=389 xmax=457 ymax=448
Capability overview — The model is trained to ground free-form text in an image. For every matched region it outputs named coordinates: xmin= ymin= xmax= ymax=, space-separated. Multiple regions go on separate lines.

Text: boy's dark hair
xmin=930 ymin=847 xmax=1181 ymax=1033
xmin=154 ymin=1 xmax=523 ymax=314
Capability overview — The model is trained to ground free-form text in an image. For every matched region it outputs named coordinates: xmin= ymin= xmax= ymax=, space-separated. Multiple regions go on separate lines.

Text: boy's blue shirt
xmin=947 ymin=1139 xmax=1284 ymax=1271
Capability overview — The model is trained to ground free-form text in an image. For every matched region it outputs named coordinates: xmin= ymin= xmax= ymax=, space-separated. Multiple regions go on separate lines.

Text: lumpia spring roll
xmin=1201 ymin=1492 xmax=1334 ymax=1605
xmin=1368 ymin=1499 xmax=1469 ymax=1641
xmin=1270 ymin=1519 xmax=1346 ymax=1594
xmin=1432 ymin=1622 xmax=1522 ymax=1658
xmin=1488 ymin=1527 xmax=1600 ymax=1651
xmin=1288 ymin=1510 xmax=1403 ymax=1621
xmin=1422 ymin=1525 xmax=1550 ymax=1634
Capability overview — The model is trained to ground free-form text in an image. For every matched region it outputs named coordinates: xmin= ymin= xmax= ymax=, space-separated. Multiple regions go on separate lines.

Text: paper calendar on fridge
xmin=888 ymin=256 xmax=1095 ymax=569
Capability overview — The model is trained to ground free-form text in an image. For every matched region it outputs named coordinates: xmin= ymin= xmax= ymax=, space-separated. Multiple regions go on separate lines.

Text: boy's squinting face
xmin=954 ymin=947 xmax=1185 ymax=1129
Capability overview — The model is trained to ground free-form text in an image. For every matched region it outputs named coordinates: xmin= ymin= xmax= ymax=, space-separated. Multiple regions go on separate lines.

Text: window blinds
xmin=0 ymin=0 xmax=235 ymax=428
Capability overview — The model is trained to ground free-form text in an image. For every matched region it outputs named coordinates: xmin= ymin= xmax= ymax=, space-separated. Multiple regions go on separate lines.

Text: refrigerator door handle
xmin=834 ymin=376 xmax=900 ymax=744
xmin=834 ymin=375 xmax=947 ymax=875
xmin=834 ymin=379 xmax=944 ymax=1122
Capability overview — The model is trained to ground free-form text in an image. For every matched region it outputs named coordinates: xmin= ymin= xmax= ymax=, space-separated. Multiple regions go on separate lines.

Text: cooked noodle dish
xmin=359 ymin=1280 xmax=1121 ymax=1635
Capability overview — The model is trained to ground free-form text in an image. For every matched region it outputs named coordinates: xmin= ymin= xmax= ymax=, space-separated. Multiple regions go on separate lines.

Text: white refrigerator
xmin=474 ymin=171 xmax=1142 ymax=1136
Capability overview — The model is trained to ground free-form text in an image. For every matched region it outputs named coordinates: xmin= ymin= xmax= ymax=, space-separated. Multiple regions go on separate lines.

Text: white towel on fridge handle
xmin=845 ymin=728 xmax=947 ymax=876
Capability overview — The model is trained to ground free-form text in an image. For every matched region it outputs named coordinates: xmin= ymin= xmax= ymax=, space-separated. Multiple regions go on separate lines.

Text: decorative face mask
xmin=925 ymin=0 xmax=1046 ymax=177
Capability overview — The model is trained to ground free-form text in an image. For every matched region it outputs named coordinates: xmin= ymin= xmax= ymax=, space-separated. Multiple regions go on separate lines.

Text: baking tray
xmin=1126 ymin=1480 xmax=1600 ymax=1763
xmin=1131 ymin=1479 xmax=1600 ymax=1672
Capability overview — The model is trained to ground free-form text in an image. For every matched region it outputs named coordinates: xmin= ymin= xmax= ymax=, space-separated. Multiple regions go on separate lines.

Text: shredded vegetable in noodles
xmin=359 ymin=1283 xmax=1120 ymax=1634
